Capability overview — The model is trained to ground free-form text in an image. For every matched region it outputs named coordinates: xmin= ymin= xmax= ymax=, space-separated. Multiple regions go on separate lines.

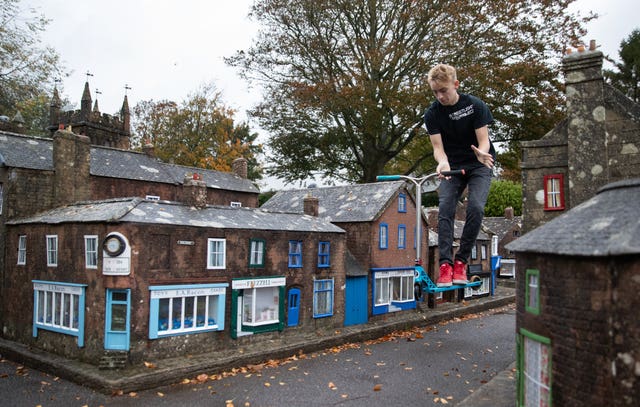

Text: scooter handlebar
xmin=376 ymin=175 xmax=402 ymax=181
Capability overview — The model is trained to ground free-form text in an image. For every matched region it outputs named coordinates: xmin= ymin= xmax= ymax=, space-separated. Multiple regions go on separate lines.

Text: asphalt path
xmin=0 ymin=304 xmax=515 ymax=406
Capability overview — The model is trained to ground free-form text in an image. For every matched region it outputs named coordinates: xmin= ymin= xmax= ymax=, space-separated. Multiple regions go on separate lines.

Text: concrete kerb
xmin=0 ymin=287 xmax=515 ymax=394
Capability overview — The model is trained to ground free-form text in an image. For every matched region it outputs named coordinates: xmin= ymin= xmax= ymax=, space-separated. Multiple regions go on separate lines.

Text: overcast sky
xmin=23 ymin=0 xmax=640 ymax=189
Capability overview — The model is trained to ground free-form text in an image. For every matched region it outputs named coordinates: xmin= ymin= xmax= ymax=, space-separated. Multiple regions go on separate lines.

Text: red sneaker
xmin=453 ymin=260 xmax=469 ymax=285
xmin=437 ymin=263 xmax=453 ymax=287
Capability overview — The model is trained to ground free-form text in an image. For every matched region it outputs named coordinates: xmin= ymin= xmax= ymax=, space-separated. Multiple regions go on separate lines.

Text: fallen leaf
xmin=197 ymin=373 xmax=208 ymax=383
xmin=182 ymin=378 xmax=191 ymax=384
xmin=143 ymin=361 xmax=156 ymax=369
xmin=328 ymin=381 xmax=337 ymax=390
xmin=129 ymin=392 xmax=137 ymax=397
xmin=264 ymin=382 xmax=271 ymax=387
xmin=373 ymin=384 xmax=382 ymax=391
xmin=157 ymin=392 xmax=164 ymax=397
xmin=225 ymin=401 xmax=234 ymax=407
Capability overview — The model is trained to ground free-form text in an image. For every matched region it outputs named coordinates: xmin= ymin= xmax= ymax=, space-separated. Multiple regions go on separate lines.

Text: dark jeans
xmin=437 ymin=166 xmax=492 ymax=265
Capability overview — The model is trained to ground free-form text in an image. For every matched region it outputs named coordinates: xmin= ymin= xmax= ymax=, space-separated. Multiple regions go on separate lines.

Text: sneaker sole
xmin=453 ymin=279 xmax=469 ymax=285
xmin=436 ymin=282 xmax=453 ymax=287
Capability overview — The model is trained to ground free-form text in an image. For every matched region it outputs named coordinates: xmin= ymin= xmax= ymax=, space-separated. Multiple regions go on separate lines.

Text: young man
xmin=423 ymin=64 xmax=495 ymax=287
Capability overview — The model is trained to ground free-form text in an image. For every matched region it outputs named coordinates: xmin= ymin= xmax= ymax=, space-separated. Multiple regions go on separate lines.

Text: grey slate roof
xmin=0 ymin=131 xmax=258 ymax=194
xmin=507 ymin=179 xmax=640 ymax=256
xmin=7 ymin=197 xmax=345 ymax=234
xmin=261 ymin=181 xmax=407 ymax=222
xmin=454 ymin=220 xmax=490 ymax=240
xmin=482 ymin=216 xmax=522 ymax=240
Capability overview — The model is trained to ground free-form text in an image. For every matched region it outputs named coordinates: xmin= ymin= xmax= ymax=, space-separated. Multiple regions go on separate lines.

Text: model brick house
xmin=3 ymin=191 xmax=346 ymax=365
xmin=261 ymin=182 xmax=427 ymax=324
xmin=483 ymin=207 xmax=522 ymax=278
xmin=520 ymin=41 xmax=640 ymax=233
xmin=507 ymin=179 xmax=640 ymax=406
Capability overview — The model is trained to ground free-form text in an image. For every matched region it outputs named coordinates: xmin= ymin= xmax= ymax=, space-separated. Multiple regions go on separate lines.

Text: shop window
xmin=17 ymin=235 xmax=27 ymax=265
xmin=525 ymin=269 xmax=540 ymax=315
xmin=374 ymin=269 xmax=415 ymax=307
xmin=243 ymin=286 xmax=280 ymax=326
xmin=398 ymin=193 xmax=407 ymax=213
xmin=379 ymin=223 xmax=388 ymax=249
xmin=46 ymin=235 xmax=58 ymax=267
xmin=249 ymin=239 xmax=265 ymax=267
xmin=84 ymin=235 xmax=98 ymax=269
xmin=398 ymin=225 xmax=406 ymax=249
xmin=149 ymin=284 xmax=227 ymax=338
xmin=544 ymin=174 xmax=565 ymax=211
xmin=32 ymin=280 xmax=86 ymax=347
xmin=207 ymin=238 xmax=226 ymax=269
xmin=288 ymin=240 xmax=302 ymax=268
xmin=519 ymin=329 xmax=552 ymax=407
xmin=318 ymin=241 xmax=330 ymax=268
xmin=313 ymin=279 xmax=334 ymax=317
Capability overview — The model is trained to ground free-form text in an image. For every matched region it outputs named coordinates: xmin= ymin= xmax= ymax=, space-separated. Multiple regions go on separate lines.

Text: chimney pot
xmin=303 ymin=194 xmax=319 ymax=217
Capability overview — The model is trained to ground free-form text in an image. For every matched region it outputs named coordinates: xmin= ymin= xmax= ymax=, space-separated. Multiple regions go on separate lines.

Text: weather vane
xmin=85 ymin=71 xmax=94 ymax=81
xmin=95 ymin=88 xmax=102 ymax=95
xmin=124 ymin=84 xmax=132 ymax=95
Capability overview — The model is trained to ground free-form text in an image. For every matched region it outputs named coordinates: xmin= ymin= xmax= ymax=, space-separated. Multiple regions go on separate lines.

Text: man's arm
xmin=471 ymin=126 xmax=494 ymax=169
xmin=429 ymin=133 xmax=451 ymax=174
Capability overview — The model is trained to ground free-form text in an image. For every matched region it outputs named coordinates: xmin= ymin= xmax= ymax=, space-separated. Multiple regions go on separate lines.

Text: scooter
xmin=376 ymin=170 xmax=482 ymax=304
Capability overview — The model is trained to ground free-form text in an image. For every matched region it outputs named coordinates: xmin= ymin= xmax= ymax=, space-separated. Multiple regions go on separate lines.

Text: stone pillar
xmin=562 ymin=42 xmax=608 ymax=206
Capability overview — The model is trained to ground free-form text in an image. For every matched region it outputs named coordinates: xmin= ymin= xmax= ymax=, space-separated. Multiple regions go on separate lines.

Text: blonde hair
xmin=428 ymin=64 xmax=457 ymax=84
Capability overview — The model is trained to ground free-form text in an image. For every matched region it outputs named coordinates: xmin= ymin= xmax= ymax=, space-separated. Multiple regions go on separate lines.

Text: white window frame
xmin=230 ymin=201 xmax=242 ymax=208
xmin=471 ymin=244 xmax=478 ymax=260
xmin=46 ymin=235 xmax=58 ymax=267
xmin=207 ymin=238 xmax=226 ymax=269
xmin=242 ymin=286 xmax=280 ymax=326
xmin=288 ymin=240 xmax=303 ymax=268
xmin=17 ymin=235 xmax=27 ymax=265
xmin=481 ymin=244 xmax=487 ymax=260
xmin=145 ymin=195 xmax=160 ymax=201
xmin=84 ymin=235 xmax=98 ymax=269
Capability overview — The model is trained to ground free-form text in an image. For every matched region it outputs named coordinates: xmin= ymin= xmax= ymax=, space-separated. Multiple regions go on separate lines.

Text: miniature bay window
xmin=372 ymin=268 xmax=415 ymax=315
xmin=543 ymin=174 xmax=565 ymax=211
xmin=148 ymin=284 xmax=227 ymax=338
xmin=32 ymin=280 xmax=86 ymax=346
xmin=231 ymin=276 xmax=286 ymax=338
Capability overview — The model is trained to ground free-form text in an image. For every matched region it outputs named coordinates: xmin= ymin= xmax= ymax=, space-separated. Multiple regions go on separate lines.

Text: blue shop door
xmin=105 ymin=289 xmax=130 ymax=350
xmin=287 ymin=288 xmax=300 ymax=327
xmin=345 ymin=276 xmax=368 ymax=326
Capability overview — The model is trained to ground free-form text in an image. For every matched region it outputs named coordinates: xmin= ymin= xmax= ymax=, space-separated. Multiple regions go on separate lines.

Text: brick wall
xmin=516 ymin=253 xmax=640 ymax=406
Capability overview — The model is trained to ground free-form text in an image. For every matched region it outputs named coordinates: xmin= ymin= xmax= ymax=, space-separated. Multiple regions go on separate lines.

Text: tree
xmin=484 ymin=180 xmax=522 ymax=217
xmin=227 ymin=0 xmax=593 ymax=184
xmin=1 ymin=0 xmax=65 ymax=123
xmin=604 ymin=28 xmax=640 ymax=102
xmin=132 ymin=83 xmax=264 ymax=181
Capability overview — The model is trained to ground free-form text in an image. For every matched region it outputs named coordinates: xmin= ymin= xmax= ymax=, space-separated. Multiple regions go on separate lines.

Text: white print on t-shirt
xmin=448 ymin=105 xmax=474 ymax=121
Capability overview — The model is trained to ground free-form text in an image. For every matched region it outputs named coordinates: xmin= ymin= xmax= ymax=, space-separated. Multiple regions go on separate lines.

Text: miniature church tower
xmin=49 ymin=81 xmax=131 ymax=150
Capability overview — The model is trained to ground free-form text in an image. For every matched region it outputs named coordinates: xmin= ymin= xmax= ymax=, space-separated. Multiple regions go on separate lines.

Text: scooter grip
xmin=376 ymin=175 xmax=401 ymax=181
xmin=440 ymin=169 xmax=465 ymax=176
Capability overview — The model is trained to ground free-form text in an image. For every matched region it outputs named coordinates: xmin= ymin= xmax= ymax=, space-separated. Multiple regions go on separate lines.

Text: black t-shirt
xmin=424 ymin=93 xmax=495 ymax=169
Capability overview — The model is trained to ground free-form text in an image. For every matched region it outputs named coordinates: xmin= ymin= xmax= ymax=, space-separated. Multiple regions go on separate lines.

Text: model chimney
xmin=504 ymin=207 xmax=514 ymax=219
xmin=303 ymin=194 xmax=319 ymax=216
xmin=232 ymin=157 xmax=248 ymax=179
xmin=183 ymin=173 xmax=207 ymax=208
